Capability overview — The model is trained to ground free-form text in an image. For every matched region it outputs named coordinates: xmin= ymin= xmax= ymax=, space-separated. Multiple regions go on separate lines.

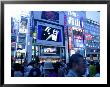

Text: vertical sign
xmin=64 ymin=15 xmax=67 ymax=40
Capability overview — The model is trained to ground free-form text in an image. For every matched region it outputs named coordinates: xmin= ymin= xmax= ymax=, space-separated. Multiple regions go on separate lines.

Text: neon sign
xmin=67 ymin=12 xmax=84 ymax=28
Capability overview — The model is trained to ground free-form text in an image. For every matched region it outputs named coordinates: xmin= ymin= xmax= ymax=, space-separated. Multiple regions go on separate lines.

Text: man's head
xmin=53 ymin=29 xmax=59 ymax=35
xmin=69 ymin=54 xmax=86 ymax=76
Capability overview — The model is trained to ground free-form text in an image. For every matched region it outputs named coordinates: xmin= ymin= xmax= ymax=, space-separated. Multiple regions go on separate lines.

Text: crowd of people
xmin=11 ymin=54 xmax=100 ymax=77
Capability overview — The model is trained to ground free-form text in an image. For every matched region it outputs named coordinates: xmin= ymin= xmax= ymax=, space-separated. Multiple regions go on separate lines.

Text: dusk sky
xmin=86 ymin=11 xmax=100 ymax=23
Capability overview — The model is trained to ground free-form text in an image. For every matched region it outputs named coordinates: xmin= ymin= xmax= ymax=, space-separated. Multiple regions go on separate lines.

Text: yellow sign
xmin=33 ymin=32 xmax=36 ymax=37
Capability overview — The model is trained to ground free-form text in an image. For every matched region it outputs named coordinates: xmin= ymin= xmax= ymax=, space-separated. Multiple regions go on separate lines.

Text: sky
xmin=11 ymin=11 xmax=100 ymax=24
xmin=86 ymin=11 xmax=100 ymax=23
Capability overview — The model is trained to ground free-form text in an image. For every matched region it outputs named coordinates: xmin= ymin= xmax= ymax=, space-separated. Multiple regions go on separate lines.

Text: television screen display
xmin=38 ymin=25 xmax=62 ymax=42
xmin=43 ymin=47 xmax=57 ymax=54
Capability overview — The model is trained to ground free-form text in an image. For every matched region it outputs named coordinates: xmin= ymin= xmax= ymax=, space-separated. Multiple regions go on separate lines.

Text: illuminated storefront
xmin=67 ymin=11 xmax=85 ymax=57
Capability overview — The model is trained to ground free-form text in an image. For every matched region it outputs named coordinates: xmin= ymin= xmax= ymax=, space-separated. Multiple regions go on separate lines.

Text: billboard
xmin=43 ymin=47 xmax=57 ymax=54
xmin=36 ymin=23 xmax=63 ymax=46
xmin=41 ymin=11 xmax=59 ymax=23
xmin=41 ymin=46 xmax=60 ymax=56
xmin=38 ymin=25 xmax=62 ymax=42
xmin=74 ymin=39 xmax=84 ymax=48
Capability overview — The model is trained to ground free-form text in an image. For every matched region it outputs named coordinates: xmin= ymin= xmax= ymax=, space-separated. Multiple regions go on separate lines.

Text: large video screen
xmin=38 ymin=25 xmax=62 ymax=42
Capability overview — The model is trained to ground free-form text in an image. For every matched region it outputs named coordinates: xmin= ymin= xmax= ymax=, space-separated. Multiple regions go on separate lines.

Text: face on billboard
xmin=38 ymin=25 xmax=62 ymax=42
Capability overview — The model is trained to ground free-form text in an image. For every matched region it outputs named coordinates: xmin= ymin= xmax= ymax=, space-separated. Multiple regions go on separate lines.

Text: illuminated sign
xmin=41 ymin=11 xmax=59 ymax=23
xmin=74 ymin=39 xmax=84 ymax=48
xmin=85 ymin=33 xmax=93 ymax=40
xmin=68 ymin=17 xmax=81 ymax=27
xmin=68 ymin=11 xmax=76 ymax=17
xmin=67 ymin=11 xmax=84 ymax=28
xmin=19 ymin=16 xmax=28 ymax=33
xmin=19 ymin=28 xmax=27 ymax=33
xmin=69 ymin=37 xmax=72 ymax=50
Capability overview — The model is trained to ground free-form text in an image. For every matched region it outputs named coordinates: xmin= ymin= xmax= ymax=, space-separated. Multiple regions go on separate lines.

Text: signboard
xmin=67 ymin=11 xmax=84 ymax=28
xmin=69 ymin=37 xmax=72 ymax=50
xmin=41 ymin=11 xmax=59 ymax=23
xmin=74 ymin=39 xmax=84 ymax=48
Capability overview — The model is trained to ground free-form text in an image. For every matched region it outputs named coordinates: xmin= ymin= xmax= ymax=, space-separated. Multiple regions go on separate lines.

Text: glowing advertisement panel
xmin=36 ymin=22 xmax=63 ymax=46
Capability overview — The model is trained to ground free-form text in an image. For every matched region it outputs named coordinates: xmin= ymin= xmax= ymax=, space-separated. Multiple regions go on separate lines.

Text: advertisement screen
xmin=38 ymin=25 xmax=62 ymax=42
xmin=43 ymin=47 xmax=57 ymax=54
xmin=41 ymin=11 xmax=59 ymax=23
xmin=74 ymin=39 xmax=84 ymax=48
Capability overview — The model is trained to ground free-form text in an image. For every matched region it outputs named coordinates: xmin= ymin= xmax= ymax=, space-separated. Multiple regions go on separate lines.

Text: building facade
xmin=11 ymin=11 xmax=100 ymax=64
xmin=84 ymin=18 xmax=100 ymax=60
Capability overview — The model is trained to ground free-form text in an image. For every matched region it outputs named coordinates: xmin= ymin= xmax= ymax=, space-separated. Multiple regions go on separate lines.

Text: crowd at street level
xmin=11 ymin=54 xmax=100 ymax=77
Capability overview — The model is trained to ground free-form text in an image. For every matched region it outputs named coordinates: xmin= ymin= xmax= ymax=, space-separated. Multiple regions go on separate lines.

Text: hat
xmin=43 ymin=62 xmax=54 ymax=69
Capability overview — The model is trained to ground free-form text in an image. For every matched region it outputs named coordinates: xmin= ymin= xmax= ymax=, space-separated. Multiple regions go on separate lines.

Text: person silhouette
xmin=46 ymin=29 xmax=59 ymax=41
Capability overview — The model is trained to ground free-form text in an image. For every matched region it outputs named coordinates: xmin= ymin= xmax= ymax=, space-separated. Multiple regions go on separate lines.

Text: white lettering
xmin=68 ymin=17 xmax=72 ymax=24
xmin=68 ymin=11 xmax=76 ymax=17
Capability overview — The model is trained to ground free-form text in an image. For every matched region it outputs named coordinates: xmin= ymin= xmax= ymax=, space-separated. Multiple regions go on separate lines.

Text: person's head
xmin=90 ymin=61 xmax=94 ymax=65
xmin=53 ymin=29 xmax=59 ymax=36
xmin=43 ymin=62 xmax=54 ymax=76
xmin=33 ymin=62 xmax=39 ymax=68
xmin=35 ymin=56 xmax=40 ymax=63
xmin=14 ymin=63 xmax=22 ymax=71
xmin=90 ymin=55 xmax=93 ymax=60
xmin=69 ymin=54 xmax=86 ymax=76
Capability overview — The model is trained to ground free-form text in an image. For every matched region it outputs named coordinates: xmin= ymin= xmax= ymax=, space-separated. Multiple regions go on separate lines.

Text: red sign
xmin=85 ymin=33 xmax=92 ymax=40
xmin=69 ymin=37 xmax=72 ymax=50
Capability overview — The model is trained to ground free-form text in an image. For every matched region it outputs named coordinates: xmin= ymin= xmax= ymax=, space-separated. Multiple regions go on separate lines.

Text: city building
xmin=66 ymin=11 xmax=86 ymax=58
xmin=11 ymin=11 xmax=100 ymax=64
xmin=28 ymin=11 xmax=66 ymax=63
xmin=84 ymin=18 xmax=100 ymax=60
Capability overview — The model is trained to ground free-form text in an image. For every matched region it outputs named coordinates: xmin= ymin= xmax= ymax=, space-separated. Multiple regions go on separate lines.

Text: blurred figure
xmin=89 ymin=55 xmax=94 ymax=63
xmin=24 ymin=62 xmax=33 ymax=77
xmin=94 ymin=62 xmax=100 ymax=77
xmin=83 ymin=59 xmax=90 ymax=77
xmin=66 ymin=54 xmax=86 ymax=77
xmin=14 ymin=63 xmax=23 ymax=77
xmin=40 ymin=62 xmax=44 ymax=77
xmin=89 ymin=61 xmax=96 ymax=77
xmin=28 ymin=62 xmax=41 ymax=77
xmin=46 ymin=29 xmax=59 ymax=41
xmin=11 ymin=56 xmax=14 ymax=77
xmin=75 ymin=50 xmax=80 ymax=54
xmin=43 ymin=62 xmax=58 ymax=77
xmin=58 ymin=64 xmax=65 ymax=77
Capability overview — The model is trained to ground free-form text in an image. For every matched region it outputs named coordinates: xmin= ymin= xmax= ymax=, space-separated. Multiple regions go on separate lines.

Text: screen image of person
xmin=46 ymin=29 xmax=59 ymax=41
xmin=38 ymin=26 xmax=62 ymax=42
xmin=39 ymin=25 xmax=62 ymax=42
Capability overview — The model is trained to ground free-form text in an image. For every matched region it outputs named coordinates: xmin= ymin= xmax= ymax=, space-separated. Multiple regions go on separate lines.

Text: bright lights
xmin=28 ymin=42 xmax=30 ymax=45
xmin=19 ymin=28 xmax=27 ymax=33
xmin=68 ymin=11 xmax=76 ymax=17
xmin=68 ymin=17 xmax=72 ymax=24
xmin=32 ymin=46 xmax=34 ymax=49
xmin=68 ymin=16 xmax=81 ymax=27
